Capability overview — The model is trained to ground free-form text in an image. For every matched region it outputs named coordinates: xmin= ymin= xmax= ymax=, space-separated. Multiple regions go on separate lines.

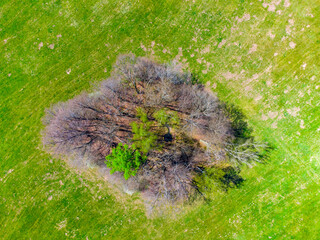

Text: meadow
xmin=1 ymin=0 xmax=320 ymax=239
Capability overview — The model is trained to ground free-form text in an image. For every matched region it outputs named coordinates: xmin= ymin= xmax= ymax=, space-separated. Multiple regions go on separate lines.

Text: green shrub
xmin=131 ymin=107 xmax=158 ymax=154
xmin=153 ymin=108 xmax=180 ymax=128
xmin=105 ymin=143 xmax=146 ymax=180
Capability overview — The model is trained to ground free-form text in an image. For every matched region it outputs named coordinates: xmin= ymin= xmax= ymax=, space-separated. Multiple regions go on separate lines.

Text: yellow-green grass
xmin=1 ymin=0 xmax=319 ymax=239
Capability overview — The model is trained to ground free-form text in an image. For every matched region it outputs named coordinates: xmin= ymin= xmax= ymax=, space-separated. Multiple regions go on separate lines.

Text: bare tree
xmin=225 ymin=139 xmax=266 ymax=167
xmin=42 ymin=91 xmax=135 ymax=164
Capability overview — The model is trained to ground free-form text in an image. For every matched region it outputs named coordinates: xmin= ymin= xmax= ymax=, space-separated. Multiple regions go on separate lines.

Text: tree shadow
xmin=221 ymin=103 xmax=252 ymax=139
xmin=220 ymin=166 xmax=244 ymax=190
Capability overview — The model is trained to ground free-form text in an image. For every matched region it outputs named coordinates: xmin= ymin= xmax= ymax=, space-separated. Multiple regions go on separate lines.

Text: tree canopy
xmin=105 ymin=143 xmax=146 ymax=180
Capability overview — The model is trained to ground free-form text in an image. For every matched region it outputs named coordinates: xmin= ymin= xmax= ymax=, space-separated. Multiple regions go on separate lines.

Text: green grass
xmin=1 ymin=0 xmax=320 ymax=239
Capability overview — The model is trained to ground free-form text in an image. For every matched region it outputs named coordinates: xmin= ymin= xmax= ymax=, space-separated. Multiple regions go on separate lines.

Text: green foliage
xmin=136 ymin=107 xmax=149 ymax=123
xmin=131 ymin=108 xmax=180 ymax=152
xmin=131 ymin=108 xmax=158 ymax=154
xmin=105 ymin=143 xmax=146 ymax=180
xmin=153 ymin=108 xmax=180 ymax=128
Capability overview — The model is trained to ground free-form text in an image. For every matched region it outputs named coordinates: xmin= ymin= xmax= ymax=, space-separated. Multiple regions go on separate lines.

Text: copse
xmin=42 ymin=54 xmax=265 ymax=204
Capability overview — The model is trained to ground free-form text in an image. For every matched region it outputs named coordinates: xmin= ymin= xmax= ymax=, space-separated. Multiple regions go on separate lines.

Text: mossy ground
xmin=1 ymin=0 xmax=320 ymax=239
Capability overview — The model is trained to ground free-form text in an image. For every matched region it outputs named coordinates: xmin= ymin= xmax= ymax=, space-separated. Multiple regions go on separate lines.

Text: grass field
xmin=1 ymin=0 xmax=320 ymax=239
